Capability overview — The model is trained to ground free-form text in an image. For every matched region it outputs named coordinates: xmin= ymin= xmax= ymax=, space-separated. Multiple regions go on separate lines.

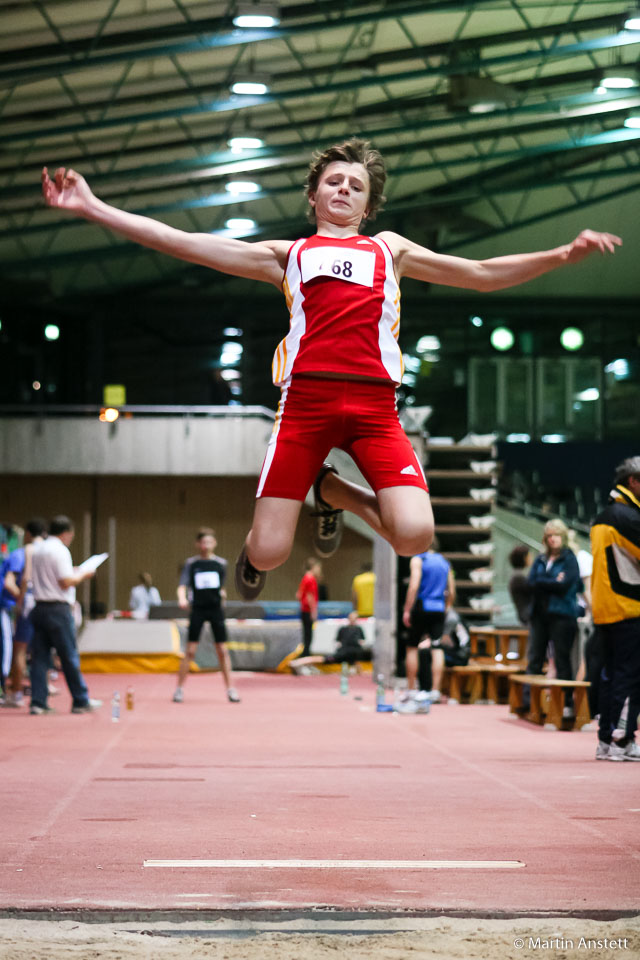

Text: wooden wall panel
xmin=1 ymin=475 xmax=372 ymax=612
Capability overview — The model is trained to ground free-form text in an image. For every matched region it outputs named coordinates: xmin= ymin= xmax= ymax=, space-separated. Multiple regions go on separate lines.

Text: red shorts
xmin=257 ymin=375 xmax=428 ymax=501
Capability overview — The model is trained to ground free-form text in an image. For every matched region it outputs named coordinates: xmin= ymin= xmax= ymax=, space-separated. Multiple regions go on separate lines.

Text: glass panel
xmin=571 ymin=358 xmax=601 ymax=439
xmin=502 ymin=359 xmax=532 ymax=434
xmin=537 ymin=359 xmax=566 ymax=436
xmin=469 ymin=359 xmax=497 ymax=432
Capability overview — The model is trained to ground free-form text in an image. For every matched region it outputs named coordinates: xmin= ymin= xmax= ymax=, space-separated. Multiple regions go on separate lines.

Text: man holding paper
xmin=29 ymin=515 xmax=103 ymax=715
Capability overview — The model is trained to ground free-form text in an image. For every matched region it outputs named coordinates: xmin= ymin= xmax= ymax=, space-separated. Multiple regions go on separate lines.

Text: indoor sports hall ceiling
xmin=1 ymin=0 xmax=639 ymax=303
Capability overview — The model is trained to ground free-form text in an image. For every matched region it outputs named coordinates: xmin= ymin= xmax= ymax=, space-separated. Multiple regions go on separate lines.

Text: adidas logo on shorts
xmin=401 ymin=464 xmax=419 ymax=476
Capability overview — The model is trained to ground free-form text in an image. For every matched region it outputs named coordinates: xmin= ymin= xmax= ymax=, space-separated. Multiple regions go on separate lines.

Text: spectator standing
xmin=29 ymin=516 xmax=101 ymax=715
xmin=508 ymin=544 xmax=533 ymax=626
xmin=129 ymin=572 xmax=161 ymax=619
xmin=402 ymin=543 xmax=455 ymax=702
xmin=297 ymin=558 xmax=321 ymax=658
xmin=173 ymin=528 xmax=239 ymax=704
xmin=0 ymin=518 xmax=47 ymax=707
xmin=591 ymin=457 xmax=640 ymax=761
xmin=527 ymin=519 xmax=581 ymax=716
xmin=351 ymin=562 xmax=376 ymax=617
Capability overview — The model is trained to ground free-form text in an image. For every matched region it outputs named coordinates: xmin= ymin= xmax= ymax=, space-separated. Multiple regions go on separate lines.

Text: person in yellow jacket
xmin=590 ymin=456 xmax=640 ymax=761
xmin=351 ymin=562 xmax=376 ymax=617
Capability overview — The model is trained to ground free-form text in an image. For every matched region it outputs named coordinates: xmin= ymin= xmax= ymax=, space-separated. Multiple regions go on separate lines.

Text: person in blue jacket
xmin=527 ymin=518 xmax=581 ymax=711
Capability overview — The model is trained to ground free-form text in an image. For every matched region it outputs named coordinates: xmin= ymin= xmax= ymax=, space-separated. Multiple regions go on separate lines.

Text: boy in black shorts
xmin=173 ymin=528 xmax=240 ymax=704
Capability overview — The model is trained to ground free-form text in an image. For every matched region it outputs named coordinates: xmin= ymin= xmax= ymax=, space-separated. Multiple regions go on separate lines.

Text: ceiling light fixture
xmin=596 ymin=67 xmax=638 ymax=91
xmin=225 ymin=217 xmax=257 ymax=231
xmin=624 ymin=9 xmax=640 ymax=30
xmin=227 ymin=136 xmax=265 ymax=152
xmin=230 ymin=79 xmax=270 ymax=95
xmin=224 ymin=181 xmax=261 ymax=195
xmin=233 ymin=3 xmax=280 ymax=29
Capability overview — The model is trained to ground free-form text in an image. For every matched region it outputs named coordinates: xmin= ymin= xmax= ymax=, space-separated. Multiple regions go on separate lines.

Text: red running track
xmin=1 ymin=672 xmax=638 ymax=914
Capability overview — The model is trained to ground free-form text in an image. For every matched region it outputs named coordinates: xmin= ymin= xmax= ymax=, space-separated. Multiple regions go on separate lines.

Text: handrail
xmin=497 ymin=494 xmax=591 ymax=536
xmin=0 ymin=404 xmax=276 ymax=419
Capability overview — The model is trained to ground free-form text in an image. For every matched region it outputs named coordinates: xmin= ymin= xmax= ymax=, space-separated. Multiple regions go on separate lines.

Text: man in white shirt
xmin=29 ymin=515 xmax=101 ymax=715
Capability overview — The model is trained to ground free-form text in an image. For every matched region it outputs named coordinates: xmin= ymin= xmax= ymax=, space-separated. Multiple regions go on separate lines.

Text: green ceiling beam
xmin=0 ymin=0 xmax=492 ymax=88
xmin=3 ymin=26 xmax=639 ymax=144
xmin=5 ymin=140 xmax=638 ymax=248
xmin=442 ymin=179 xmax=640 ymax=251
xmin=5 ymin=89 xmax=638 ymax=204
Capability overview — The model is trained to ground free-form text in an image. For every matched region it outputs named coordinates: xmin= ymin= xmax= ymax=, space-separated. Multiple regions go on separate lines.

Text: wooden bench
xmin=446 ymin=661 xmax=525 ymax=704
xmin=508 ymin=674 xmax=591 ymax=730
xmin=469 ymin=626 xmax=529 ymax=661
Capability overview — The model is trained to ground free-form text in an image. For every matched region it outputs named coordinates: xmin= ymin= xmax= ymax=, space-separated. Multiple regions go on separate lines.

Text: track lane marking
xmin=144 ymin=859 xmax=524 ymax=869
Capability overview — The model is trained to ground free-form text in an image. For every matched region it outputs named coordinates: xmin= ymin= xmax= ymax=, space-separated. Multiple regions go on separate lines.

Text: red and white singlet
xmin=272 ymin=234 xmax=403 ymax=386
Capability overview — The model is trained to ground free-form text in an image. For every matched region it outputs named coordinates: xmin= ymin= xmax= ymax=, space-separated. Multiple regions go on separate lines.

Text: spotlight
xmin=44 ymin=324 xmax=60 ymax=341
xmin=560 ymin=327 xmax=584 ymax=351
xmin=99 ymin=407 xmax=120 ymax=423
xmin=490 ymin=327 xmax=514 ymax=351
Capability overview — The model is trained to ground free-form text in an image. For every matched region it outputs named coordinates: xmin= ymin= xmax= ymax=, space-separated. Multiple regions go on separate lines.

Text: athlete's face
xmin=198 ymin=534 xmax=216 ymax=556
xmin=309 ymin=161 xmax=370 ymax=226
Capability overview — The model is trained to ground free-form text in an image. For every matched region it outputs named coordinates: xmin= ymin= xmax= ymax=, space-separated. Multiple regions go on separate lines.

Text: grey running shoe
xmin=30 ymin=705 xmax=55 ymax=715
xmin=172 ymin=687 xmax=184 ymax=703
xmin=595 ymin=740 xmax=610 ymax=760
xmin=1 ymin=695 xmax=21 ymax=708
xmin=609 ymin=739 xmax=640 ymax=761
xmin=234 ymin=546 xmax=266 ymax=600
xmin=227 ymin=687 xmax=241 ymax=703
xmin=71 ymin=698 xmax=103 ymax=714
xmin=311 ymin=462 xmax=344 ymax=558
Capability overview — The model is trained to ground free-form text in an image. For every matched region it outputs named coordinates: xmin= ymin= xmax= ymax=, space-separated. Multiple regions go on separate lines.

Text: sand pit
xmin=0 ymin=915 xmax=638 ymax=960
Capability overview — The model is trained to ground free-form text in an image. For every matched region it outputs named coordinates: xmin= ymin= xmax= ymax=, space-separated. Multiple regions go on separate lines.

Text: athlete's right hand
xmin=42 ymin=166 xmax=95 ymax=214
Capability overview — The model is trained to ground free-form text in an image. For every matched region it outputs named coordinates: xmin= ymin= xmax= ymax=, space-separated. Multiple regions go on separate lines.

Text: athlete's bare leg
xmin=245 ymin=497 xmax=303 ymax=570
xmin=405 ymin=646 xmax=420 ymax=690
xmin=319 ymin=474 xmax=434 ymax=556
xmin=177 ymin=642 xmax=197 ymax=688
xmin=215 ymin=642 xmax=233 ymax=689
xmin=244 ymin=478 xmax=431 ymax=573
xmin=430 ymin=647 xmax=445 ymax=693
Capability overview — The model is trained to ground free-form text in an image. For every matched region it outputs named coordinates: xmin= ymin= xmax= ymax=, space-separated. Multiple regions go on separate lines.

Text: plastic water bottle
xmin=126 ymin=686 xmax=134 ymax=711
xmin=376 ymin=674 xmax=386 ymax=710
xmin=340 ymin=661 xmax=349 ymax=695
xmin=111 ymin=691 xmax=120 ymax=723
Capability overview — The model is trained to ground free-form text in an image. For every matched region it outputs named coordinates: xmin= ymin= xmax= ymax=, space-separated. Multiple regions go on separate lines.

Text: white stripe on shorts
xmin=256 ymin=378 xmax=290 ymax=498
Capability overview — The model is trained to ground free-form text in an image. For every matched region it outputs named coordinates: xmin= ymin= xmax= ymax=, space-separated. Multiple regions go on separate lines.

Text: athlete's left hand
xmin=565 ymin=229 xmax=622 ymax=264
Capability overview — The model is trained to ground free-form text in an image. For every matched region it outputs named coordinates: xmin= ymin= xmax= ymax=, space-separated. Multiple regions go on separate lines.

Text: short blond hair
xmin=542 ymin=518 xmax=569 ymax=552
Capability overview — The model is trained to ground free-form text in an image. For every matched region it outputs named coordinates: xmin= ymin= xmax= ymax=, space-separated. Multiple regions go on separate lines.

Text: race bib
xmin=300 ymin=246 xmax=375 ymax=287
xmin=194 ymin=570 xmax=220 ymax=590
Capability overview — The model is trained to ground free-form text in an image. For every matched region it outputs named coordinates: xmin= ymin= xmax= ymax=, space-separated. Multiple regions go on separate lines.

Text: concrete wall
xmin=0 ymin=412 xmax=275 ymax=476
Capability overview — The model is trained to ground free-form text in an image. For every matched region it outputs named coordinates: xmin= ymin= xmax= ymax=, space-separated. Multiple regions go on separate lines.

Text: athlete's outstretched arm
xmin=382 ymin=229 xmax=622 ymax=292
xmin=41 ymin=167 xmax=289 ymax=287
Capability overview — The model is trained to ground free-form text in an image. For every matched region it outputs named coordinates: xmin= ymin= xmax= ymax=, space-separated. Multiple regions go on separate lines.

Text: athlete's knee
xmin=246 ymin=529 xmax=293 ymax=571
xmin=390 ymin=517 xmax=434 ymax=557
